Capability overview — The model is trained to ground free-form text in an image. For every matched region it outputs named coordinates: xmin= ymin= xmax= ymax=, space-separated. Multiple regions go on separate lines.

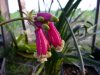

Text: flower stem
xmin=0 ymin=17 xmax=33 ymax=26
xmin=57 ymin=0 xmax=85 ymax=75
xmin=0 ymin=17 xmax=34 ymax=47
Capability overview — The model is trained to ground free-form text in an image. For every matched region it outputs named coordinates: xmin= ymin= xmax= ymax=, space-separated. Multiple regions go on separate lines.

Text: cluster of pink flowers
xmin=33 ymin=12 xmax=64 ymax=63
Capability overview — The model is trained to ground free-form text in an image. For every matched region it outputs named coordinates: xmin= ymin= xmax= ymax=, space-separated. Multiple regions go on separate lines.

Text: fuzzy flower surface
xmin=35 ymin=28 xmax=50 ymax=63
xmin=48 ymin=22 xmax=62 ymax=47
xmin=47 ymin=22 xmax=64 ymax=52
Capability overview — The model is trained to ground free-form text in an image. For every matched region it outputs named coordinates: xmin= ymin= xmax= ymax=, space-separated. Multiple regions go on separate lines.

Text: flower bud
xmin=42 ymin=24 xmax=50 ymax=30
xmin=50 ymin=16 xmax=59 ymax=22
xmin=36 ymin=16 xmax=44 ymax=21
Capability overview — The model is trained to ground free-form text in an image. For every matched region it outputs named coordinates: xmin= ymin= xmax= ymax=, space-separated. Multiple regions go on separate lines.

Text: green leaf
xmin=56 ymin=0 xmax=81 ymax=32
xmin=16 ymin=52 xmax=35 ymax=59
xmin=63 ymin=55 xmax=100 ymax=68
xmin=62 ymin=24 xmax=81 ymax=42
xmin=72 ymin=11 xmax=85 ymax=22
xmin=66 ymin=0 xmax=81 ymax=18
xmin=56 ymin=0 xmax=74 ymax=31
xmin=28 ymin=10 xmax=33 ymax=19
xmin=35 ymin=63 xmax=45 ymax=75
xmin=17 ymin=43 xmax=36 ymax=53
xmin=16 ymin=34 xmax=26 ymax=45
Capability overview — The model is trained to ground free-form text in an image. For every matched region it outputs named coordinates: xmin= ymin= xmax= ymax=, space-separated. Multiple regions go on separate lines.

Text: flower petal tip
xmin=51 ymin=16 xmax=59 ymax=22
xmin=56 ymin=40 xmax=65 ymax=52
xmin=38 ymin=57 xmax=47 ymax=63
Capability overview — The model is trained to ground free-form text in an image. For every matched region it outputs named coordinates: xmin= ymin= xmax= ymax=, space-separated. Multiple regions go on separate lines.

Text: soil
xmin=63 ymin=63 xmax=99 ymax=75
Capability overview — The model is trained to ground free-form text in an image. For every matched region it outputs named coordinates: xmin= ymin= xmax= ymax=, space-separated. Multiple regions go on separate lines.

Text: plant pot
xmin=61 ymin=63 xmax=99 ymax=75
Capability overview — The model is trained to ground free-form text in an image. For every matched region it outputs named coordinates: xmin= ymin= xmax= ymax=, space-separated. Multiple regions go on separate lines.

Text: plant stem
xmin=0 ymin=17 xmax=34 ymax=47
xmin=48 ymin=1 xmax=53 ymax=12
xmin=0 ymin=17 xmax=33 ymax=26
xmin=35 ymin=63 xmax=45 ymax=75
xmin=57 ymin=0 xmax=85 ymax=75
xmin=18 ymin=0 xmax=28 ymax=43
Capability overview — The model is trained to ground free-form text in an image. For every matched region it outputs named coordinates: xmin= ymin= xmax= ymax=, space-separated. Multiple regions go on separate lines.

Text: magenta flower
xmin=48 ymin=22 xmax=62 ymax=47
xmin=37 ymin=12 xmax=52 ymax=21
xmin=34 ymin=12 xmax=59 ymax=22
xmin=35 ymin=28 xmax=49 ymax=57
xmin=34 ymin=21 xmax=50 ymax=30
xmin=47 ymin=22 xmax=65 ymax=52
xmin=34 ymin=21 xmax=43 ymax=27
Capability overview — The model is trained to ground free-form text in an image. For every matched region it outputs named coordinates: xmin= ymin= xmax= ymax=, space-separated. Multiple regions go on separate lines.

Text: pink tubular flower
xmin=35 ymin=28 xmax=49 ymax=56
xmin=48 ymin=22 xmax=62 ymax=47
xmin=35 ymin=28 xmax=50 ymax=63
xmin=47 ymin=22 xmax=64 ymax=52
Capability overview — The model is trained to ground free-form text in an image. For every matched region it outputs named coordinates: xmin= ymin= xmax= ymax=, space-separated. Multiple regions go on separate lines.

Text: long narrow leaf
xmin=63 ymin=55 xmax=100 ymax=68
xmin=35 ymin=63 xmax=45 ymax=75
xmin=57 ymin=0 xmax=85 ymax=74
xmin=56 ymin=0 xmax=74 ymax=31
xmin=72 ymin=11 xmax=85 ymax=22
xmin=66 ymin=0 xmax=81 ymax=18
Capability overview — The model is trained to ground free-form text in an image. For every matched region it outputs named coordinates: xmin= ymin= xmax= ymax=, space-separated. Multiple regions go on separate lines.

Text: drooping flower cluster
xmin=34 ymin=12 xmax=64 ymax=63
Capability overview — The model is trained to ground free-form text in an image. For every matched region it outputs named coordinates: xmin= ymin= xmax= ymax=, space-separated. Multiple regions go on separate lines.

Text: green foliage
xmin=16 ymin=34 xmax=36 ymax=53
xmin=5 ymin=62 xmax=31 ymax=75
xmin=56 ymin=0 xmax=81 ymax=31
